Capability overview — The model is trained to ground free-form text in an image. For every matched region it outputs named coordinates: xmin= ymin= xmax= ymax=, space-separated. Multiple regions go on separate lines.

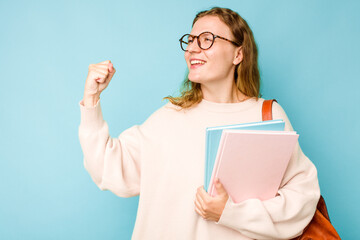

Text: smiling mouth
xmin=190 ymin=60 xmax=206 ymax=66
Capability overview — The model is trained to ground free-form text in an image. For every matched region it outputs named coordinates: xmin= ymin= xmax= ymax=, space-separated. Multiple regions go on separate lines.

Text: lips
xmin=190 ymin=59 xmax=206 ymax=68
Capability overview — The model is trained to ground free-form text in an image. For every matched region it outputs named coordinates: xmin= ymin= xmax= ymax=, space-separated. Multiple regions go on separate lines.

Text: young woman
xmin=79 ymin=7 xmax=320 ymax=239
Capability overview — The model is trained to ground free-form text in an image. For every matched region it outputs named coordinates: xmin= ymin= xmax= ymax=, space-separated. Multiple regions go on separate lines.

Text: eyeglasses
xmin=179 ymin=31 xmax=240 ymax=51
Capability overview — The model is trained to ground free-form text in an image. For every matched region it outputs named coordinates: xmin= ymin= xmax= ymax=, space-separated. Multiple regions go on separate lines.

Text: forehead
xmin=191 ymin=16 xmax=232 ymax=37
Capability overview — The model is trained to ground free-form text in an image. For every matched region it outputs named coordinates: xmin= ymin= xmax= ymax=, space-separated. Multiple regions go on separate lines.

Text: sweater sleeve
xmin=78 ymin=100 xmax=141 ymax=197
xmin=217 ymin=102 xmax=320 ymax=239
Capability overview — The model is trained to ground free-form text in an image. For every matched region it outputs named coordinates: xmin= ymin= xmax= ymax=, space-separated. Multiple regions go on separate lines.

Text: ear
xmin=233 ymin=46 xmax=243 ymax=65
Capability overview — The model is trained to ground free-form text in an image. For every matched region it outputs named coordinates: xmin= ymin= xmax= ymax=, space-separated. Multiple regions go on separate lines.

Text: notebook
xmin=208 ymin=129 xmax=298 ymax=203
xmin=204 ymin=120 xmax=285 ymax=191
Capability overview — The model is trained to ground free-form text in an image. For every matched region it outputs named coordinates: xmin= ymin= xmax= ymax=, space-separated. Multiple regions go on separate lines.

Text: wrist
xmin=83 ymin=94 xmax=100 ymax=107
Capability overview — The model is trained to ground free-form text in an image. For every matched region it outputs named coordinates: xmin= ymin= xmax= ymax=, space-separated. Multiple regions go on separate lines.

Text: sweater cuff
xmin=217 ymin=198 xmax=261 ymax=230
xmin=79 ymin=99 xmax=104 ymax=130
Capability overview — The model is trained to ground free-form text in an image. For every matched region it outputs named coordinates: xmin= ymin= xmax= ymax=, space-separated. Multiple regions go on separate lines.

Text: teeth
xmin=191 ymin=60 xmax=205 ymax=65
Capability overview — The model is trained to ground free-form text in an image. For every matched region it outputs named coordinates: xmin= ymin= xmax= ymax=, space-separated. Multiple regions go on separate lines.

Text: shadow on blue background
xmin=0 ymin=0 xmax=359 ymax=239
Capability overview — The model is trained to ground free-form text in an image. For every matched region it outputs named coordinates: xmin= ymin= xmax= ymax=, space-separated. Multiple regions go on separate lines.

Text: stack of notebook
xmin=204 ymin=120 xmax=298 ymax=203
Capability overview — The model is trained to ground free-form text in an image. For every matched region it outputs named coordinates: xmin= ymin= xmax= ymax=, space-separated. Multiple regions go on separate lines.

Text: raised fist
xmin=83 ymin=60 xmax=116 ymax=107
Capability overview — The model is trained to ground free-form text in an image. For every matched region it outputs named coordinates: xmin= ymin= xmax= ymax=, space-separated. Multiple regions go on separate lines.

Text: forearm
xmin=78 ymin=100 xmax=141 ymax=197
xmin=78 ymin=100 xmax=109 ymax=185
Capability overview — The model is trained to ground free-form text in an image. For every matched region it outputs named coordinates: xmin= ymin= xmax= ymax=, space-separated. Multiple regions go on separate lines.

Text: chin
xmin=188 ymin=77 xmax=199 ymax=83
xmin=188 ymin=75 xmax=216 ymax=86
xmin=188 ymin=73 xmax=202 ymax=83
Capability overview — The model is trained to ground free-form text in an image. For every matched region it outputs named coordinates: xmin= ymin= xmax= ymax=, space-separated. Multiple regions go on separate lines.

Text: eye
xmin=188 ymin=36 xmax=194 ymax=43
xmin=204 ymin=37 xmax=212 ymax=42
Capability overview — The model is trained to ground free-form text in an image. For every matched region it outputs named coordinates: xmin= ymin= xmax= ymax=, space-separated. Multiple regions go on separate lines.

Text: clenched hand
xmin=83 ymin=60 xmax=116 ymax=107
xmin=195 ymin=178 xmax=229 ymax=222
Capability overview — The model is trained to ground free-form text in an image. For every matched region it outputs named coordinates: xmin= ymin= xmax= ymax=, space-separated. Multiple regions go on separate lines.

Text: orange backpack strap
xmin=262 ymin=99 xmax=277 ymax=121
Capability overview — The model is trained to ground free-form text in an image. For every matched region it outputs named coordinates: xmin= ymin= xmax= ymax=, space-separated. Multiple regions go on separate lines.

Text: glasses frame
xmin=179 ymin=31 xmax=240 ymax=51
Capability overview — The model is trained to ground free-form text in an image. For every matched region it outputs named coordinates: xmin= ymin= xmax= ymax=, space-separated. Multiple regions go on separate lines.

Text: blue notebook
xmin=204 ymin=119 xmax=285 ymax=191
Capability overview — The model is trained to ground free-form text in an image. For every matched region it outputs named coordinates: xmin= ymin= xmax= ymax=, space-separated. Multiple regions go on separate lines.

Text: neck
xmin=201 ymin=80 xmax=248 ymax=103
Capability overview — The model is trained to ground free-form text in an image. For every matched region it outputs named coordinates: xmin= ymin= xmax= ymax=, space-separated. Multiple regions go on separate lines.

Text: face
xmin=184 ymin=16 xmax=242 ymax=86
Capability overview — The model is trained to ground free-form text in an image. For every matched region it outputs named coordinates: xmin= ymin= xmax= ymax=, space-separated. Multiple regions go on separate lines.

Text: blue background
xmin=1 ymin=0 xmax=359 ymax=239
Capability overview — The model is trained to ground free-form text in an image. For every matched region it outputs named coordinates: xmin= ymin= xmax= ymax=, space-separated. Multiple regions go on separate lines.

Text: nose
xmin=186 ymin=39 xmax=201 ymax=53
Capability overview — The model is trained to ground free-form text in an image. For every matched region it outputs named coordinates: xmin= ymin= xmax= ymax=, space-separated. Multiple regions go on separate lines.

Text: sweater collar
xmin=195 ymin=97 xmax=260 ymax=113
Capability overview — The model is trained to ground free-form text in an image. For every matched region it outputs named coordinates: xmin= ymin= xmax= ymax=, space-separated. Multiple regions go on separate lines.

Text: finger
xmin=95 ymin=62 xmax=112 ymax=70
xmin=91 ymin=68 xmax=108 ymax=76
xmin=108 ymin=62 xmax=114 ymax=72
xmin=91 ymin=64 xmax=110 ymax=71
xmin=90 ymin=71 xmax=107 ymax=83
xmin=197 ymin=186 xmax=210 ymax=200
xmin=195 ymin=207 xmax=204 ymax=218
xmin=107 ymin=64 xmax=116 ymax=80
xmin=91 ymin=69 xmax=107 ymax=77
xmin=194 ymin=201 xmax=206 ymax=217
xmin=194 ymin=199 xmax=204 ymax=213
xmin=89 ymin=63 xmax=110 ymax=71
xmin=214 ymin=178 xmax=224 ymax=192
xmin=90 ymin=71 xmax=107 ymax=80
xmin=214 ymin=178 xmax=228 ymax=196
xmin=195 ymin=191 xmax=206 ymax=209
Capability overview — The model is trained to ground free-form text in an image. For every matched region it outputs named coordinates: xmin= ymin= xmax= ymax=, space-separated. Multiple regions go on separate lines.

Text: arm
xmin=79 ymin=101 xmax=141 ymax=197
xmin=78 ymin=60 xmax=141 ymax=197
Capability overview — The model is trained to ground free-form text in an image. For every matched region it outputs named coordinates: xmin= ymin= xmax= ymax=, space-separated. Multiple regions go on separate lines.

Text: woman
xmin=79 ymin=7 xmax=320 ymax=239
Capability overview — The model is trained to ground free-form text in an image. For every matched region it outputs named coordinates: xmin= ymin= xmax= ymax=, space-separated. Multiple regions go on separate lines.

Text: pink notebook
xmin=208 ymin=130 xmax=299 ymax=203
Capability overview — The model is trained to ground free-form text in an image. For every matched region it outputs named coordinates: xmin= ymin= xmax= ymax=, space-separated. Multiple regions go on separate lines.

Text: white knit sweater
xmin=79 ymin=97 xmax=320 ymax=240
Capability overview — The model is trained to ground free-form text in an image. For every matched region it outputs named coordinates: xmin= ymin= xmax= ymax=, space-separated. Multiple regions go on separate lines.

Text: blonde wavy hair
xmin=164 ymin=7 xmax=261 ymax=108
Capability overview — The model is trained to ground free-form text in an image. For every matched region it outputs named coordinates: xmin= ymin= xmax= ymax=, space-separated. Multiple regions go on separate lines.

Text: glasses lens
xmin=198 ymin=32 xmax=214 ymax=50
xmin=180 ymin=34 xmax=191 ymax=51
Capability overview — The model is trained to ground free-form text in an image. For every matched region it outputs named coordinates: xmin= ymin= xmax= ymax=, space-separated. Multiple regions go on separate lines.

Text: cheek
xmin=184 ymin=52 xmax=190 ymax=62
xmin=213 ymin=49 xmax=234 ymax=67
xmin=184 ymin=52 xmax=191 ymax=68
xmin=205 ymin=50 xmax=226 ymax=68
xmin=206 ymin=49 xmax=235 ymax=77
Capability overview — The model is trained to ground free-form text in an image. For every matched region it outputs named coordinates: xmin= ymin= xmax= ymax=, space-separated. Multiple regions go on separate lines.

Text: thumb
xmin=214 ymin=178 xmax=227 ymax=196
xmin=107 ymin=63 xmax=116 ymax=78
